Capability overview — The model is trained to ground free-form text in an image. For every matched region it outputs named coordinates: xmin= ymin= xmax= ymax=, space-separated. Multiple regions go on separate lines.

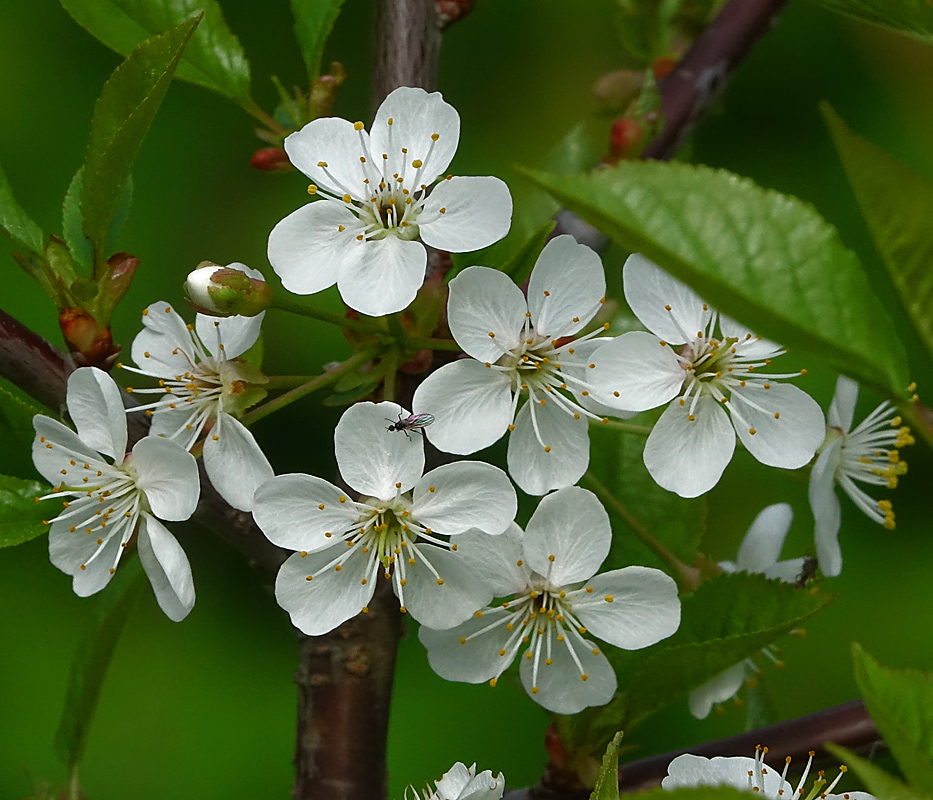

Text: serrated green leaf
xmin=0 ymin=474 xmax=51 ymax=549
xmin=822 ymin=105 xmax=933 ymax=363
xmin=520 ymin=162 xmax=910 ymax=399
xmin=613 ymin=0 xmax=682 ymax=65
xmin=55 ymin=557 xmax=146 ymax=771
xmin=63 ymin=169 xmax=94 ymax=272
xmin=806 ymin=0 xmax=933 ymax=45
xmin=81 ymin=17 xmax=199 ymax=264
xmin=852 ymin=643 xmax=933 ymax=794
xmin=826 ymin=744 xmax=926 ymax=800
xmin=59 ymin=0 xmax=251 ymax=102
xmin=591 ymin=731 xmax=624 ymax=800
xmin=106 ymin=174 xmax=134 ymax=254
xmin=0 ymin=160 xmax=45 ymax=255
xmin=0 ymin=384 xmax=46 ymax=480
xmin=291 ymin=0 xmax=345 ymax=82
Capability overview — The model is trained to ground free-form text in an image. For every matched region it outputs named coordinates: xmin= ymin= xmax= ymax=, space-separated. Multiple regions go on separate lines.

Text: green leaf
xmin=291 ymin=0 xmax=345 ymax=82
xmin=59 ymin=0 xmax=251 ymax=102
xmin=0 ymin=384 xmax=46 ymax=479
xmin=0 ymin=474 xmax=51 ymax=549
xmin=613 ymin=0 xmax=682 ymax=65
xmin=822 ymin=105 xmax=933 ymax=362
xmin=55 ymin=557 xmax=146 ymax=771
xmin=520 ymin=162 xmax=910 ymax=399
xmin=806 ymin=0 xmax=933 ymax=46
xmin=80 ymin=17 xmax=199 ymax=263
xmin=826 ymin=744 xmax=927 ymax=800
xmin=852 ymin=643 xmax=933 ymax=794
xmin=591 ymin=731 xmax=624 ymax=800
xmin=63 ymin=169 xmax=94 ymax=272
xmin=500 ymin=220 xmax=556 ymax=283
xmin=0 ymin=160 xmax=45 ymax=255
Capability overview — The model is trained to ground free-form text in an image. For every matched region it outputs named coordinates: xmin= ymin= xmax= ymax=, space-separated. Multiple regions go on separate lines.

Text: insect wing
xmin=406 ymin=414 xmax=435 ymax=429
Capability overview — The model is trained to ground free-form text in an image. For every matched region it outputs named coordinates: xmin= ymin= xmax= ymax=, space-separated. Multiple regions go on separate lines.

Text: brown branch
xmin=371 ymin=0 xmax=441 ymax=110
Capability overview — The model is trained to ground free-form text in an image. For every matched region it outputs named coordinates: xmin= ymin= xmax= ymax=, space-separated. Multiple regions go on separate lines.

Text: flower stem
xmin=581 ymin=471 xmax=701 ymax=592
xmin=591 ymin=418 xmax=653 ymax=436
xmin=405 ymin=336 xmax=462 ymax=352
xmin=240 ymin=98 xmax=289 ymax=138
xmin=263 ymin=375 xmax=316 ymax=389
xmin=243 ymin=349 xmax=377 ymax=425
xmin=269 ymin=295 xmax=382 ymax=335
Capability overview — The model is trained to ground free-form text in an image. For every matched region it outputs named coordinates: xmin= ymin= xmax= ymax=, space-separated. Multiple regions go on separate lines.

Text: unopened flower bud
xmin=250 ymin=147 xmax=293 ymax=172
xmin=59 ymin=307 xmax=120 ymax=368
xmin=607 ymin=117 xmax=645 ymax=163
xmin=105 ymin=251 xmax=139 ymax=306
xmin=185 ymin=262 xmax=272 ymax=317
xmin=591 ymin=69 xmax=644 ymax=110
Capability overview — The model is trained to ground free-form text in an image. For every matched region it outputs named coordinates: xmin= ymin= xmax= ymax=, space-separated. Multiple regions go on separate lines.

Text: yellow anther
xmin=354 ymin=121 xmax=364 ymax=131
xmin=749 ymin=428 xmax=757 ymax=435
xmin=412 ymin=159 xmax=423 ymax=168
xmin=605 ymin=595 xmax=614 ymax=603
xmin=688 ymin=414 xmax=696 ymax=421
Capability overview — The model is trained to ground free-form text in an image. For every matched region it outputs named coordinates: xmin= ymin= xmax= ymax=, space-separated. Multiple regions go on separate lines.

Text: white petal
xmin=735 ymin=503 xmax=794 ymax=573
xmin=433 ymin=763 xmax=474 ymax=800
xmin=137 ymin=513 xmax=195 ymax=622
xmin=829 ymin=375 xmax=859 ymax=432
xmin=275 ymin=546 xmax=375 ymax=636
xmin=507 ymin=398 xmax=590 ymax=495
xmin=809 ymin=439 xmax=843 ymax=577
xmin=131 ymin=302 xmax=197 ymax=376
xmin=560 ymin=337 xmax=638 ymax=420
xmin=49 ymin=498 xmax=122 ymax=596
xmin=252 ymin=473 xmax=362 ymax=552
xmin=419 ymin=176 xmax=512 ymax=252
xmin=419 ymin=609 xmax=516 ymax=683
xmin=451 ymin=523 xmax=528 ymax=597
xmin=411 ymin=461 xmax=516 ymax=536
xmin=268 ymin=201 xmax=359 ymax=295
xmin=337 ymin=235 xmax=426 ymax=316
xmin=764 ymin=557 xmax=807 ymax=583
xmin=643 ymin=397 xmax=735 ymax=498
xmin=132 ymin=437 xmax=200 ymax=521
xmin=370 ymin=87 xmax=460 ymax=182
xmin=149 ymin=405 xmax=199 ymax=442
xmin=458 ymin=771 xmax=505 ymax=800
xmin=663 ymin=755 xmax=791 ymax=797
xmin=718 ymin=315 xmax=784 ymax=360
xmin=447 ymin=266 xmax=527 ymax=362
xmin=588 ymin=331 xmax=685 ymax=412
xmin=195 ymin=312 xmax=263 ymax=360
xmin=688 ymin=662 xmax=749 ymax=719
xmin=335 ymin=401 xmax=424 ymax=499
xmin=527 ymin=235 xmax=605 ymax=338
xmin=519 ymin=632 xmax=616 ymax=714
xmin=402 ymin=545 xmax=493 ymax=628
xmin=732 ymin=383 xmax=825 ymax=469
xmin=622 ymin=253 xmax=711 ymax=343
xmin=522 ymin=486 xmax=610 ymax=585
xmin=66 ymin=367 xmax=128 ymax=460
xmin=202 ymin=413 xmax=274 ymax=512
xmin=414 ymin=360 xmax=512 ymax=454
xmin=32 ymin=415 xmax=106 ymax=486
xmin=284 ymin=116 xmax=368 ymax=199
xmin=571 ymin=567 xmax=680 ymax=649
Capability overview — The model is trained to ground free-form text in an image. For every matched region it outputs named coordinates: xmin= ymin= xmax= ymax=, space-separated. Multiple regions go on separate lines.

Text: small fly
xmin=386 ymin=412 xmax=435 ymax=440
xmin=794 ymin=557 xmax=819 ymax=589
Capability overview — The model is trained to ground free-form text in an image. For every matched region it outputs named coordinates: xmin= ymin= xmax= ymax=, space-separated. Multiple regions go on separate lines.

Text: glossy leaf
xmin=0 ymin=160 xmax=45 ymax=255
xmin=591 ymin=732 xmax=624 ymax=800
xmin=63 ymin=169 xmax=94 ymax=272
xmin=521 ymin=162 xmax=910 ymax=399
xmin=806 ymin=0 xmax=933 ymax=45
xmin=826 ymin=744 xmax=926 ymax=800
xmin=59 ymin=0 xmax=251 ymax=101
xmin=55 ymin=557 xmax=146 ymax=770
xmin=81 ymin=17 xmax=199 ymax=262
xmin=0 ymin=384 xmax=46 ymax=480
xmin=823 ymin=104 xmax=933 ymax=362
xmin=0 ymin=474 xmax=51 ymax=549
xmin=291 ymin=0 xmax=345 ymax=81
xmin=852 ymin=643 xmax=933 ymax=794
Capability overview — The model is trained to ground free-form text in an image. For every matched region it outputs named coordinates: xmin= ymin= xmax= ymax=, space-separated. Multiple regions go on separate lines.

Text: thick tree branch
xmin=371 ymin=0 xmax=441 ymax=110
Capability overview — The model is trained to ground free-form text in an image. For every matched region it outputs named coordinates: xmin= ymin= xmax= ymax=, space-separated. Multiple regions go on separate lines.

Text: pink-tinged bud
xmin=437 ymin=0 xmax=475 ymax=30
xmin=308 ymin=62 xmax=347 ymax=119
xmin=251 ymin=148 xmax=293 ymax=172
xmin=185 ymin=262 xmax=272 ymax=317
xmin=59 ymin=308 xmax=121 ymax=369
xmin=653 ymin=56 xmax=677 ymax=81
xmin=105 ymin=251 xmax=138 ymax=306
xmin=544 ymin=725 xmax=567 ymax=768
xmin=608 ymin=118 xmax=645 ymax=163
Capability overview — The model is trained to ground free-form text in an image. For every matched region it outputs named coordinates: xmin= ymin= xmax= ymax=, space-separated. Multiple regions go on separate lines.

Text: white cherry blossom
xmin=589 ymin=254 xmax=825 ymax=498
xmin=419 ymin=486 xmax=680 ymax=714
xmin=809 ymin=376 xmax=913 ymax=577
xmin=663 ymin=747 xmax=875 ymax=800
xmin=252 ymin=401 xmax=517 ymax=635
xmin=413 ymin=235 xmax=629 ymax=495
xmin=32 ymin=367 xmax=200 ymax=621
xmin=123 ymin=282 xmax=273 ymax=512
xmin=418 ymin=762 xmax=505 ymax=800
xmin=268 ymin=86 xmax=513 ymax=317
xmin=689 ymin=503 xmax=803 ymax=719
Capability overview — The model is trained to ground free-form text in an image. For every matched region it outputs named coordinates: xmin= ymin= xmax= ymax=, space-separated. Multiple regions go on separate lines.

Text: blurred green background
xmin=2 ymin=0 xmax=933 ymax=797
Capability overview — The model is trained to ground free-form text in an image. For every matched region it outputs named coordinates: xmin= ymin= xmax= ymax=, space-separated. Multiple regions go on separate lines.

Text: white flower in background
xmin=252 ymin=401 xmax=517 ymax=635
xmin=32 ymin=367 xmax=200 ymax=621
xmin=689 ymin=503 xmax=802 ymax=719
xmin=663 ymin=747 xmax=875 ymax=800
xmin=809 ymin=376 xmax=913 ymax=577
xmin=588 ymin=254 xmax=825 ymax=498
xmin=123 ymin=279 xmax=273 ymax=512
xmin=415 ymin=762 xmax=505 ymax=800
xmin=419 ymin=486 xmax=680 ymax=714
xmin=268 ymin=86 xmax=513 ymax=317
xmin=413 ymin=235 xmax=628 ymax=495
